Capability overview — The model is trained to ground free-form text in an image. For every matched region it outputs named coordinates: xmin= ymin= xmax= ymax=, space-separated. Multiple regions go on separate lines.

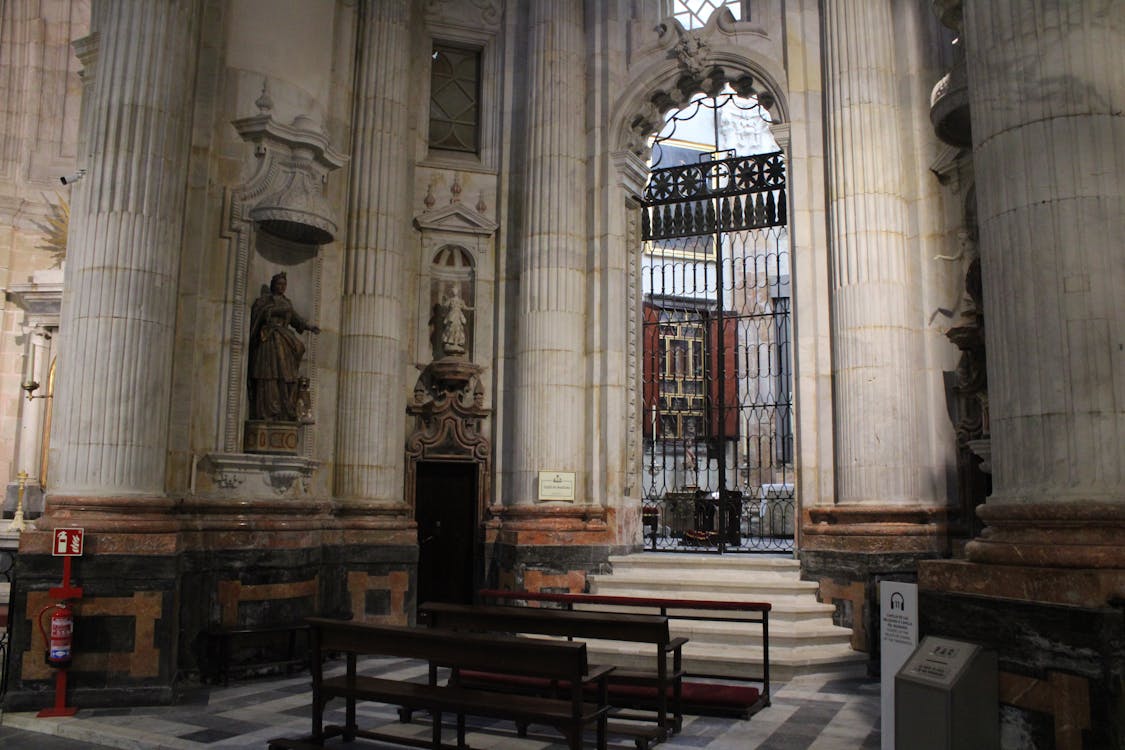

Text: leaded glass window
xmin=672 ymin=0 xmax=742 ymax=30
xmin=429 ymin=44 xmax=480 ymax=154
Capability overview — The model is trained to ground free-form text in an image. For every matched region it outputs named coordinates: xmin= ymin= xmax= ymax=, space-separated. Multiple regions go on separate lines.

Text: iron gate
xmin=640 ymin=108 xmax=793 ymax=553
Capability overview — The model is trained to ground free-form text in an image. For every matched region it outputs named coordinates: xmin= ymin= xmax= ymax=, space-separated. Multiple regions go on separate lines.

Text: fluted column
xmin=49 ymin=0 xmax=199 ymax=500
xmin=334 ymin=0 xmax=410 ymax=513
xmin=962 ymin=0 xmax=1125 ymax=566
xmin=823 ymin=0 xmax=922 ymax=505
xmin=508 ymin=1 xmax=589 ymax=506
xmin=17 ymin=329 xmax=51 ymax=484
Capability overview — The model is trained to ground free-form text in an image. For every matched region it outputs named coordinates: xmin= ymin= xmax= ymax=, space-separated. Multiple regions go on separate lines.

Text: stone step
xmin=586 ymin=552 xmax=863 ymax=680
xmin=669 ymin=619 xmax=853 ymax=648
xmin=584 ymin=639 xmax=866 ymax=682
xmin=589 ymin=575 xmax=820 ymax=597
xmin=571 ymin=599 xmax=837 ymax=626
xmin=607 ymin=553 xmax=801 ymax=572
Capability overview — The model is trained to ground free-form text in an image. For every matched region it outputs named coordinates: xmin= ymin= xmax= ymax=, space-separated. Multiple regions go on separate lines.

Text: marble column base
xmin=801 ymin=504 xmax=958 ymax=554
xmin=966 ymin=501 xmax=1125 ymax=568
xmin=487 ymin=503 xmax=608 ymax=533
xmin=919 ymin=558 xmax=1125 ymax=608
xmin=484 ymin=534 xmax=632 ymax=595
xmin=37 ymin=494 xmax=183 ymax=533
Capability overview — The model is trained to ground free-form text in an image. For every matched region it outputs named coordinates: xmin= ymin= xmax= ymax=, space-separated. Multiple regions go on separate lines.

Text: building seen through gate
xmin=640 ymin=89 xmax=793 ymax=553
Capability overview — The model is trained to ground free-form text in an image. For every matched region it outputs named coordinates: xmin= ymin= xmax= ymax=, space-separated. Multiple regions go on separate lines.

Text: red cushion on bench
xmin=681 ymin=681 xmax=761 ymax=709
xmin=600 ymin=681 xmax=759 ymax=709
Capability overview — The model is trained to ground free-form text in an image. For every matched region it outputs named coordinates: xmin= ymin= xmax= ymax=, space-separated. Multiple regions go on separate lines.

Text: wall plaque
xmin=538 ymin=471 xmax=576 ymax=501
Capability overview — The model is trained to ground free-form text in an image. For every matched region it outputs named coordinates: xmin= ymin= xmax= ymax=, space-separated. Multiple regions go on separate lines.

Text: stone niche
xmin=198 ymin=89 xmax=346 ymax=500
xmin=408 ymin=175 xmax=497 ymax=502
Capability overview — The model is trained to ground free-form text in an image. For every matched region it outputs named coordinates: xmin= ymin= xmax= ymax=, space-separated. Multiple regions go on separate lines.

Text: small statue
xmin=441 ymin=283 xmax=472 ymax=356
xmin=248 ymin=272 xmax=319 ymax=422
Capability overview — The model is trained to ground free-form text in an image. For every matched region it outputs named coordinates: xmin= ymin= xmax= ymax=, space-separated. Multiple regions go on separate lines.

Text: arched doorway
xmin=639 ymin=88 xmax=794 ymax=553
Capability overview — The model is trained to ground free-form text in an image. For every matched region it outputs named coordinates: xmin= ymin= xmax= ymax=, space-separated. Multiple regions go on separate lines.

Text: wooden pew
xmin=268 ymin=618 xmax=613 ymax=750
xmin=420 ymin=602 xmax=687 ymax=746
xmin=479 ymin=589 xmax=772 ymax=720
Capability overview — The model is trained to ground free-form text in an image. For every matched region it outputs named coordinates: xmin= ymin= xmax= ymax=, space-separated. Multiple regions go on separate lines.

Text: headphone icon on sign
xmin=891 ymin=592 xmax=905 ymax=611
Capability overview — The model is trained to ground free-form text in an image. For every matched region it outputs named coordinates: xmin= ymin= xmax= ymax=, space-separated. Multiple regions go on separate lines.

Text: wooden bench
xmin=201 ymin=621 xmax=312 ymax=685
xmin=200 ymin=576 xmax=332 ymax=685
xmin=420 ymin=602 xmax=687 ymax=746
xmin=479 ymin=589 xmax=771 ymax=720
xmin=268 ymin=618 xmax=613 ymax=750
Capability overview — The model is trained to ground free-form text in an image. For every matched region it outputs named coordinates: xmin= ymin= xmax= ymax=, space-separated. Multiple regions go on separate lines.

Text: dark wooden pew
xmin=479 ymin=589 xmax=772 ymax=720
xmin=420 ymin=602 xmax=687 ymax=746
xmin=268 ymin=618 xmax=613 ymax=750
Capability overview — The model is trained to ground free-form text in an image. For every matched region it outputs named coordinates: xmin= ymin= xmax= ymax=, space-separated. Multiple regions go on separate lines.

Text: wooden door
xmin=415 ymin=461 xmax=478 ymax=610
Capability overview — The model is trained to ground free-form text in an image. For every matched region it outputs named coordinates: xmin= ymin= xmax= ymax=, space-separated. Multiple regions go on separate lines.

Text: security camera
xmin=59 ymin=169 xmax=87 ymax=185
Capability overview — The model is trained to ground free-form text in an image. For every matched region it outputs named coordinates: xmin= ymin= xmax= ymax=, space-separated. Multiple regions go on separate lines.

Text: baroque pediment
xmin=413 ymin=202 xmax=498 ymax=237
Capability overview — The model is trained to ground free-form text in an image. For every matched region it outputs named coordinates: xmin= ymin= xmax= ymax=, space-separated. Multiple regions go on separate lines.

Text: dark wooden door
xmin=415 ymin=461 xmax=478 ymax=610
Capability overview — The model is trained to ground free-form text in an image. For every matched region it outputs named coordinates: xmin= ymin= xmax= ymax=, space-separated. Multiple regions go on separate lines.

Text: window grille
xmin=429 ymin=44 xmax=481 ymax=154
xmin=672 ymin=0 xmax=742 ymax=30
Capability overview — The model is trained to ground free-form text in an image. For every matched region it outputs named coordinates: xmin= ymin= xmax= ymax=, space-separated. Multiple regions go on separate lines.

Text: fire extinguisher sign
xmin=52 ymin=528 xmax=84 ymax=557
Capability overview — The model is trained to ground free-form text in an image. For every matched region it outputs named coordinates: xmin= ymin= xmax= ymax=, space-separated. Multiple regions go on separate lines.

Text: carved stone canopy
xmin=232 ymin=112 xmax=347 ymax=245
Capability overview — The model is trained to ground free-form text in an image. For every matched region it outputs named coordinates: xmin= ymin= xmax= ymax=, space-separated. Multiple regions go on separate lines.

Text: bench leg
xmin=218 ymin=634 xmax=232 ymax=686
xmin=344 ymin=694 xmax=357 ymax=741
xmin=313 ymin=696 xmax=324 ymax=739
xmin=516 ymin=720 xmax=529 ymax=737
xmin=431 ymin=710 xmax=442 ymax=749
xmin=598 ymin=714 xmax=608 ymax=750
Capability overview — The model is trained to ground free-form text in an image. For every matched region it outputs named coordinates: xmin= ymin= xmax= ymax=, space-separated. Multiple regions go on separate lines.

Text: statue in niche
xmin=440 ymin=283 xmax=472 ymax=357
xmin=248 ymin=272 xmax=320 ymax=422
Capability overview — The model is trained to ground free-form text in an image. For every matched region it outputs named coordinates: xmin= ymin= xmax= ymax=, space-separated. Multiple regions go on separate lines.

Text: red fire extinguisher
xmin=37 ymin=601 xmax=74 ymax=668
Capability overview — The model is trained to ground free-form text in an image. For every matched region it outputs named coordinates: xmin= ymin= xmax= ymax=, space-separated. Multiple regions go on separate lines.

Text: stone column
xmin=334 ymin=0 xmax=411 ymax=515
xmin=48 ymin=0 xmax=199 ymax=505
xmin=961 ymin=0 xmax=1125 ymax=567
xmin=508 ymin=0 xmax=589 ymax=507
xmin=822 ymin=0 xmax=922 ymax=506
xmin=17 ymin=329 xmax=50 ymax=484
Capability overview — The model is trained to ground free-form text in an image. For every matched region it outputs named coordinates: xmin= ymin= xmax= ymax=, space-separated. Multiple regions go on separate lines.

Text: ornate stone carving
xmin=405 ymin=358 xmax=492 ymax=519
xmin=619 ymin=40 xmax=764 ymax=156
xmin=231 ymin=94 xmax=347 ymax=245
xmin=198 ymin=452 xmax=317 ymax=500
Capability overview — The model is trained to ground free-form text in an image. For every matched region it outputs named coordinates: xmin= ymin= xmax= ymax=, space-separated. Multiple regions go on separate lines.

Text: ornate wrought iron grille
xmin=640 ymin=96 xmax=793 ymax=553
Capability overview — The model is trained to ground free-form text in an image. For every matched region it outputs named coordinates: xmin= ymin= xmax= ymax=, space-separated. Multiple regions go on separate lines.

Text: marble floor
xmin=0 ymin=659 xmax=880 ymax=750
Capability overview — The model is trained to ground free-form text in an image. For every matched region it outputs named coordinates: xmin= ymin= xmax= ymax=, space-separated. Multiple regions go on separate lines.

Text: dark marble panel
xmin=485 ymin=542 xmax=634 ymax=589
xmin=72 ymin=615 xmax=136 ymax=652
xmin=920 ymin=590 xmax=1125 ymax=750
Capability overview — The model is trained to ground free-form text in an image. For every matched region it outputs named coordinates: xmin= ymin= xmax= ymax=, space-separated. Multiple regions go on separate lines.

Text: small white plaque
xmin=880 ymin=581 xmax=918 ymax=750
xmin=900 ymin=636 xmax=979 ymax=688
xmin=538 ymin=471 xmax=576 ymax=501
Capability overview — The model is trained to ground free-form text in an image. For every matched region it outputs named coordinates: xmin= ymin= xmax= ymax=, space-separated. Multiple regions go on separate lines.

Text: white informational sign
xmin=537 ymin=471 xmax=576 ymax=501
xmin=880 ymin=581 xmax=918 ymax=750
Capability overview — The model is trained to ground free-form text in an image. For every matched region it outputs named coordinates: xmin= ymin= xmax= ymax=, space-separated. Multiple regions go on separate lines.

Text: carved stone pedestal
xmin=197 ymin=452 xmax=317 ymax=499
xmin=244 ymin=420 xmax=300 ymax=455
